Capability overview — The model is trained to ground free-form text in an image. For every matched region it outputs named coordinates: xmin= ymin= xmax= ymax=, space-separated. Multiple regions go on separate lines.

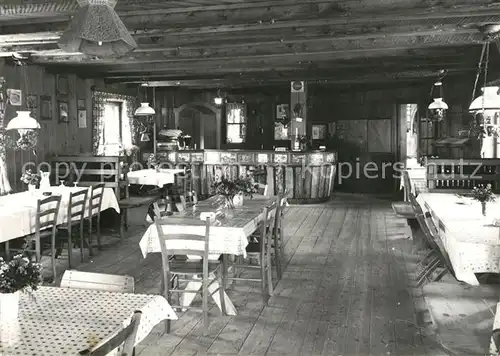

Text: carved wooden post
xmin=0 ymin=63 xmax=13 ymax=194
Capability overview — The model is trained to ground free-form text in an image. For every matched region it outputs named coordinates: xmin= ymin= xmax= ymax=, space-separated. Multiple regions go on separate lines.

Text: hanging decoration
xmin=58 ymin=0 xmax=137 ymax=57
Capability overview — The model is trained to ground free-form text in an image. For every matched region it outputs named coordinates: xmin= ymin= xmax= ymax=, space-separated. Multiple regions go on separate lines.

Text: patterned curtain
xmin=92 ymin=91 xmax=138 ymax=156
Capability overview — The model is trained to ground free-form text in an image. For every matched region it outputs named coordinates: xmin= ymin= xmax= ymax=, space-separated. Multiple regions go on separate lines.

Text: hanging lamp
xmin=469 ymin=42 xmax=500 ymax=113
xmin=427 ymin=69 xmax=448 ymax=121
xmin=6 ymin=58 xmax=40 ymax=136
xmin=135 ymin=84 xmax=155 ymax=116
xmin=6 ymin=111 xmax=40 ymax=135
xmin=58 ymin=0 xmax=137 ymax=57
xmin=214 ymin=89 xmax=223 ymax=105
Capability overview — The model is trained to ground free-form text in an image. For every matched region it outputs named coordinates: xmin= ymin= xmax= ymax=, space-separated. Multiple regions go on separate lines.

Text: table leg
xmin=180 ymin=274 xmax=237 ymax=316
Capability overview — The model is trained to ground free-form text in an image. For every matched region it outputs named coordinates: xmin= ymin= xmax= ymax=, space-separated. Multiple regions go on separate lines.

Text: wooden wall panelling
xmin=3 ymin=65 xmax=99 ymax=192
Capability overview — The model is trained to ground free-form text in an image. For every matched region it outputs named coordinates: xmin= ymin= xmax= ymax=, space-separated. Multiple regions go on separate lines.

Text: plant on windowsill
xmin=0 ymin=254 xmax=43 ymax=323
xmin=471 ymin=183 xmax=496 ymax=216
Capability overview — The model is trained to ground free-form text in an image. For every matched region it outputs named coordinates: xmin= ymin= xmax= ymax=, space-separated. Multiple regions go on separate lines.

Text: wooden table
xmin=417 ymin=193 xmax=500 ymax=285
xmin=0 ymin=286 xmax=177 ymax=356
xmin=0 ymin=187 xmax=119 ymax=244
xmin=139 ymin=195 xmax=275 ymax=315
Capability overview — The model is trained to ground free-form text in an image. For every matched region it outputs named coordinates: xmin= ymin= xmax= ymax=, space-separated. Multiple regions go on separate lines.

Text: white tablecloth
xmin=0 ymin=286 xmax=177 ymax=356
xmin=417 ymin=193 xmax=500 ymax=285
xmin=0 ymin=186 xmax=119 ymax=243
xmin=127 ymin=169 xmax=184 ymax=187
xmin=139 ymin=199 xmax=274 ymax=259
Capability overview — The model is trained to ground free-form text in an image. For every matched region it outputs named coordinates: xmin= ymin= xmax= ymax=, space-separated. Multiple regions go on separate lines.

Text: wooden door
xmin=335 ymin=118 xmax=394 ymax=194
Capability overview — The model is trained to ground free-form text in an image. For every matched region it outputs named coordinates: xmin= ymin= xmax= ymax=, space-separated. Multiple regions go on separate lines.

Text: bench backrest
xmin=50 ymin=155 xmax=127 ymax=198
xmin=60 ymin=270 xmax=135 ymax=293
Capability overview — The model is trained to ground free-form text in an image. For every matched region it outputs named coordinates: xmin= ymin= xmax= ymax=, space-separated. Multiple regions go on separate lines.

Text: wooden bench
xmin=50 ymin=155 xmax=161 ymax=238
xmin=60 ymin=270 xmax=135 ymax=293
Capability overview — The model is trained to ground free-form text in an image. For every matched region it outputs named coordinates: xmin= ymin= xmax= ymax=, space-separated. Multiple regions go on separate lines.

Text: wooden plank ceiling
xmin=0 ymin=0 xmax=499 ymax=88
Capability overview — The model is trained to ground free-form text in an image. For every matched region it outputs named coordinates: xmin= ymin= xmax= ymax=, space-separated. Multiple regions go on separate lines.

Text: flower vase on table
xmin=0 ymin=255 xmax=43 ymax=324
xmin=233 ymin=193 xmax=244 ymax=207
xmin=20 ymin=169 xmax=40 ymax=195
xmin=470 ymin=184 xmax=496 ymax=217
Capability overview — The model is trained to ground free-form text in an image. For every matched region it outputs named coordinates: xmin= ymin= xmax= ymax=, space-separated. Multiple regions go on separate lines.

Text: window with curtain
xmin=226 ymin=103 xmax=246 ymax=143
xmin=92 ymin=92 xmax=136 ymax=156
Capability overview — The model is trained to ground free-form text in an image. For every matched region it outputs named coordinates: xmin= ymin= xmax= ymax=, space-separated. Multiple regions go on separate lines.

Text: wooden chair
xmin=178 ymin=190 xmax=198 ymax=212
xmin=255 ymin=183 xmax=268 ymax=197
xmin=155 ymin=216 xmax=226 ymax=332
xmin=7 ymin=195 xmax=62 ymax=280
xmin=409 ymin=194 xmax=454 ymax=285
xmin=56 ymin=188 xmax=88 ymax=267
xmin=87 ymin=183 xmax=104 ymax=255
xmin=224 ymin=203 xmax=276 ymax=305
xmin=79 ymin=311 xmax=142 ymax=356
xmin=60 ymin=270 xmax=134 ymax=293
xmin=391 ymin=171 xmax=415 ymax=219
xmin=272 ymin=189 xmax=289 ymax=280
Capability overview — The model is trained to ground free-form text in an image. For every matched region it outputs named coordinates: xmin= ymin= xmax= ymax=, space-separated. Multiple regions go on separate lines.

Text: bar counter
xmin=154 ymin=149 xmax=337 ymax=204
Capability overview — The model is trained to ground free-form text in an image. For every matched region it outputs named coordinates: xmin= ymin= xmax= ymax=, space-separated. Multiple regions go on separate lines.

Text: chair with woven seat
xmin=155 ymin=216 xmax=226 ymax=332
xmin=56 ymin=188 xmax=88 ymax=267
xmin=79 ymin=311 xmax=142 ymax=356
xmin=224 ymin=203 xmax=276 ymax=305
xmin=7 ymin=195 xmax=62 ymax=280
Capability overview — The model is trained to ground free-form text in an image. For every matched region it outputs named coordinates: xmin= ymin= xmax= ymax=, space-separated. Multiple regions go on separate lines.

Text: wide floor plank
xmin=62 ymin=195 xmax=445 ymax=356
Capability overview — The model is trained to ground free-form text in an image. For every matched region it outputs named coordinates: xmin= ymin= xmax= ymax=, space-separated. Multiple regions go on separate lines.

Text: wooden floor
xmin=64 ymin=193 xmax=451 ymax=355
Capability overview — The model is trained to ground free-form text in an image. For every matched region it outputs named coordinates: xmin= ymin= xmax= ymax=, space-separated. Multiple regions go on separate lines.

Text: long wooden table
xmin=417 ymin=193 xmax=500 ymax=285
xmin=139 ymin=195 xmax=276 ymax=315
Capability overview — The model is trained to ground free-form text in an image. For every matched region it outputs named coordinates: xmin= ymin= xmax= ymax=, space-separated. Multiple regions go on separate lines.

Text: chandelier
xmin=58 ymin=0 xmax=137 ymax=57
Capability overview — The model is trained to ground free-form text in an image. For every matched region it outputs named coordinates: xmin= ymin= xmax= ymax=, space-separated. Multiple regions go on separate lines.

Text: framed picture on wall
xmin=78 ymin=110 xmax=87 ymax=128
xmin=57 ymin=75 xmax=68 ymax=95
xmin=40 ymin=95 xmax=52 ymax=121
xmin=77 ymin=99 xmax=85 ymax=110
xmin=58 ymin=101 xmax=69 ymax=123
xmin=26 ymin=94 xmax=38 ymax=118
xmin=312 ymin=124 xmax=327 ymax=140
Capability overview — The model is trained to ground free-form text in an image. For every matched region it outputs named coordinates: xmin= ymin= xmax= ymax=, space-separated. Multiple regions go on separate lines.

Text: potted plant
xmin=471 ymin=183 xmax=496 ymax=216
xmin=0 ymin=254 xmax=43 ymax=323
xmin=20 ymin=169 xmax=41 ymax=192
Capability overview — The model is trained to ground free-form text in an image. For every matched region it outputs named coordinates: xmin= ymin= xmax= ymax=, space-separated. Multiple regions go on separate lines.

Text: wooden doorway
xmin=335 ymin=118 xmax=395 ymax=194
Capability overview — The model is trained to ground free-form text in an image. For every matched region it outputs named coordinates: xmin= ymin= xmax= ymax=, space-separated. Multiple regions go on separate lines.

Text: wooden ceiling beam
xmin=108 ymin=69 xmax=467 ymax=89
xmin=99 ymin=60 xmax=480 ymax=83
xmin=1 ymin=0 xmax=499 ymax=23
xmin=1 ymin=11 xmax=499 ymax=43
xmin=32 ymin=39 xmax=484 ymax=71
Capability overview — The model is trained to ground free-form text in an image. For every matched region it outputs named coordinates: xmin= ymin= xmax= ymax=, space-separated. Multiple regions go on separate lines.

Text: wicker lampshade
xmin=58 ymin=0 xmax=137 ymax=57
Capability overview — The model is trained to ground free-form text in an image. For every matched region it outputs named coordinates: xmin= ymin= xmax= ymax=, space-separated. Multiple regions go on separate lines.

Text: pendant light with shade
xmin=5 ymin=55 xmax=40 ymax=137
xmin=468 ymin=41 xmax=500 ymax=137
xmin=135 ymin=83 xmax=155 ymax=116
xmin=427 ymin=70 xmax=449 ymax=121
